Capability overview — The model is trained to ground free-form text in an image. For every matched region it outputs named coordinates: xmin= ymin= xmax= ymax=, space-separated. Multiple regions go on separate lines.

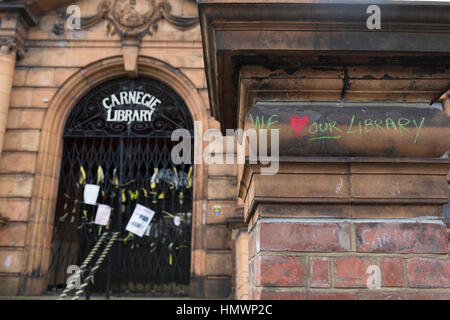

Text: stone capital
xmin=0 ymin=2 xmax=37 ymax=60
xmin=0 ymin=37 xmax=25 ymax=58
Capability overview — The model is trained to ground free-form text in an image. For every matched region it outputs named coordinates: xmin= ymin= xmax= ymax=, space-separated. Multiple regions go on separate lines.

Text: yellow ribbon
xmin=187 ymin=166 xmax=193 ymax=189
xmin=96 ymin=166 xmax=103 ymax=185
xmin=168 ymin=242 xmax=174 ymax=265
xmin=79 ymin=166 xmax=86 ymax=185
xmin=158 ymin=192 xmax=164 ymax=199
xmin=123 ymin=232 xmax=134 ymax=245
xmin=151 ymin=168 xmax=158 ymax=189
xmin=121 ymin=188 xmax=126 ymax=202
xmin=162 ymin=210 xmax=185 ymax=222
xmin=113 ymin=169 xmax=119 ymax=188
xmin=128 ymin=190 xmax=139 ymax=201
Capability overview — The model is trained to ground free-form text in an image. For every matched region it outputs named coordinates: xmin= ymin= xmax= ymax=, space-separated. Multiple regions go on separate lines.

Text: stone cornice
xmin=0 ymin=2 xmax=38 ymax=27
xmin=0 ymin=2 xmax=37 ymax=59
xmin=198 ymin=0 xmax=450 ymax=131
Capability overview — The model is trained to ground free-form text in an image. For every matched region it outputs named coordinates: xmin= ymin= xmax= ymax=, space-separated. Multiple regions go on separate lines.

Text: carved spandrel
xmin=53 ymin=0 xmax=199 ymax=38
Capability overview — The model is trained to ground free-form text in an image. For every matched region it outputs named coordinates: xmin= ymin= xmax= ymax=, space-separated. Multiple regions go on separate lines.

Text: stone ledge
xmin=239 ymin=157 xmax=450 ymax=224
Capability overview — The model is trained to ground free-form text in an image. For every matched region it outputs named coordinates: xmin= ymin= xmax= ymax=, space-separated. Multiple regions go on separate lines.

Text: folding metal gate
xmin=48 ymin=78 xmax=194 ymax=297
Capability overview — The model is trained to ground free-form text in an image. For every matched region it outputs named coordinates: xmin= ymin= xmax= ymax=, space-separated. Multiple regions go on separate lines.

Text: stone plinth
xmin=240 ymin=158 xmax=450 ymax=299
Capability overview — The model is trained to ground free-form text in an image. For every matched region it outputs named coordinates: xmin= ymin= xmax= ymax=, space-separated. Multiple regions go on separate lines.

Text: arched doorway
xmin=47 ymin=77 xmax=194 ymax=297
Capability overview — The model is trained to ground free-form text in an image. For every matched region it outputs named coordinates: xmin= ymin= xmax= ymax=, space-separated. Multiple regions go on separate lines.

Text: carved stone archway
xmin=21 ymin=55 xmax=209 ymax=295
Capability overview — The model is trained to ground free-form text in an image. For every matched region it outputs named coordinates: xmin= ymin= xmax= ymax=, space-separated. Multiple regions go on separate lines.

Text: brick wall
xmin=249 ymin=219 xmax=450 ymax=299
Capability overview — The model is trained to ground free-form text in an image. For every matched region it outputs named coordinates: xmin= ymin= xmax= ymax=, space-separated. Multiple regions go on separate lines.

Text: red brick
xmin=381 ymin=257 xmax=404 ymax=287
xmin=406 ymin=257 xmax=450 ymax=288
xmin=358 ymin=290 xmax=450 ymax=300
xmin=355 ymin=222 xmax=447 ymax=254
xmin=334 ymin=256 xmax=377 ymax=288
xmin=259 ymin=221 xmax=350 ymax=252
xmin=310 ymin=257 xmax=330 ymax=288
xmin=249 ymin=230 xmax=256 ymax=258
xmin=253 ymin=289 xmax=356 ymax=300
xmin=252 ymin=255 xmax=306 ymax=287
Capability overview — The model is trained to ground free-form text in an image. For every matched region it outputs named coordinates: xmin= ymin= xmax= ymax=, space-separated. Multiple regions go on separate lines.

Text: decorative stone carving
xmin=53 ymin=0 xmax=199 ymax=38
xmin=0 ymin=37 xmax=26 ymax=58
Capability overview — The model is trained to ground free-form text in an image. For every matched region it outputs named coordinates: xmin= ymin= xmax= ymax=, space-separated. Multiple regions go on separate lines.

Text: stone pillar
xmin=227 ymin=204 xmax=250 ymax=300
xmin=243 ymin=159 xmax=450 ymax=300
xmin=239 ymin=102 xmax=450 ymax=299
xmin=0 ymin=41 xmax=16 ymax=159
xmin=198 ymin=0 xmax=450 ymax=300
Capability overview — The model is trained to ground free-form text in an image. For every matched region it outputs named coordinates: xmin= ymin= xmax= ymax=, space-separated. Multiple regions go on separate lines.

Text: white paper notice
xmin=95 ymin=204 xmax=111 ymax=226
xmin=126 ymin=204 xmax=155 ymax=237
xmin=84 ymin=184 xmax=100 ymax=205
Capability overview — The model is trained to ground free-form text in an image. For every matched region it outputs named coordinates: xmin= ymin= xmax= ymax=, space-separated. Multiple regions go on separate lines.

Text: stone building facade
xmin=0 ymin=0 xmax=242 ymax=298
xmin=0 ymin=0 xmax=448 ymax=300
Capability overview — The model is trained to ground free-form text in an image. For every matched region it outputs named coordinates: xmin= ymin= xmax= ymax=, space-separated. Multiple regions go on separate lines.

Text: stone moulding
xmin=198 ymin=0 xmax=450 ymax=131
xmin=53 ymin=0 xmax=199 ymax=37
xmin=238 ymin=157 xmax=450 ymax=225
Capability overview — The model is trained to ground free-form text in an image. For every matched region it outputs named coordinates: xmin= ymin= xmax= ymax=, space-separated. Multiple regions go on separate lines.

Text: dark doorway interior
xmin=47 ymin=78 xmax=194 ymax=297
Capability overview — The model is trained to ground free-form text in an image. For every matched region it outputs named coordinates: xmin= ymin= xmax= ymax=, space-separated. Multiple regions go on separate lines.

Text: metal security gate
xmin=47 ymin=78 xmax=194 ymax=297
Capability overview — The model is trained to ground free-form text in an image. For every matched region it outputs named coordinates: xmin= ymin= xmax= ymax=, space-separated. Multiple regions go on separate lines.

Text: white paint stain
xmin=337 ymin=225 xmax=351 ymax=250
xmin=4 ymin=255 xmax=11 ymax=269
xmin=336 ymin=178 xmax=343 ymax=195
xmin=363 ymin=229 xmax=415 ymax=249
xmin=392 ymin=182 xmax=401 ymax=195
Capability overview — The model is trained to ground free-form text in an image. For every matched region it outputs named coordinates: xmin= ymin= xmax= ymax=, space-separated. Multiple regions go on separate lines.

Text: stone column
xmin=243 ymin=159 xmax=450 ymax=300
xmin=198 ymin=0 xmax=450 ymax=300
xmin=0 ymin=40 xmax=16 ymax=160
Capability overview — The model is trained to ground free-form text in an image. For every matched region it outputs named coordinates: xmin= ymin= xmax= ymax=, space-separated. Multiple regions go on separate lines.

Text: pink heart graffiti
xmin=290 ymin=114 xmax=309 ymax=139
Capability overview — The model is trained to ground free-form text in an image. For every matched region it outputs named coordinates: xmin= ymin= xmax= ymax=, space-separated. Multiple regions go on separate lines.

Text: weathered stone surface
xmin=246 ymin=103 xmax=450 ymax=158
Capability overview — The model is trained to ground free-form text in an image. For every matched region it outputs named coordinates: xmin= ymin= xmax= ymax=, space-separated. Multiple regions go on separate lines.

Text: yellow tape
xmin=187 ymin=166 xmax=193 ymax=189
xmin=123 ymin=232 xmax=134 ymax=245
xmin=113 ymin=169 xmax=119 ymax=187
xmin=97 ymin=166 xmax=103 ymax=185
xmin=129 ymin=190 xmax=139 ymax=200
xmin=168 ymin=242 xmax=174 ymax=265
xmin=79 ymin=166 xmax=86 ymax=185
xmin=151 ymin=168 xmax=158 ymax=189
xmin=121 ymin=188 xmax=126 ymax=202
